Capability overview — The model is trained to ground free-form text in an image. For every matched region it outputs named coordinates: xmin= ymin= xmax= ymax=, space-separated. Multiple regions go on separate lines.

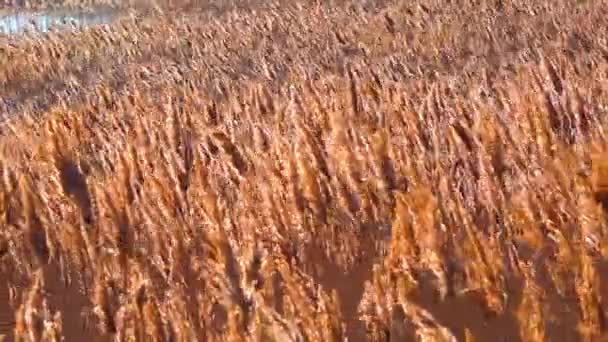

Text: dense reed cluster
xmin=2 ymin=0 xmax=608 ymax=341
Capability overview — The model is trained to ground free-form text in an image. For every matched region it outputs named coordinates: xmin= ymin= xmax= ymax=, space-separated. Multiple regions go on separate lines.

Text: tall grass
xmin=2 ymin=0 xmax=608 ymax=341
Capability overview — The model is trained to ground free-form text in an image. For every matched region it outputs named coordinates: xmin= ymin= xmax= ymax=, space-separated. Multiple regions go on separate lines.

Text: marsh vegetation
xmin=1 ymin=0 xmax=608 ymax=341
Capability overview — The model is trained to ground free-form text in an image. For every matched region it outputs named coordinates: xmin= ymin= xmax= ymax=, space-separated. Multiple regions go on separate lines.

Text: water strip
xmin=0 ymin=8 xmax=122 ymax=35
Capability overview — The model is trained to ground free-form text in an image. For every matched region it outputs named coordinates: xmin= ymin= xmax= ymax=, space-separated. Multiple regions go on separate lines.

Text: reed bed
xmin=2 ymin=0 xmax=608 ymax=341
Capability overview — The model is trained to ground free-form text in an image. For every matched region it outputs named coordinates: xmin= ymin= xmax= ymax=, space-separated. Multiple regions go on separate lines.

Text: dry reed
xmin=2 ymin=0 xmax=608 ymax=341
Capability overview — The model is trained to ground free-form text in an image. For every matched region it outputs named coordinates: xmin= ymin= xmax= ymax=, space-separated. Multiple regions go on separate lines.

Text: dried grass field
xmin=2 ymin=0 xmax=608 ymax=341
